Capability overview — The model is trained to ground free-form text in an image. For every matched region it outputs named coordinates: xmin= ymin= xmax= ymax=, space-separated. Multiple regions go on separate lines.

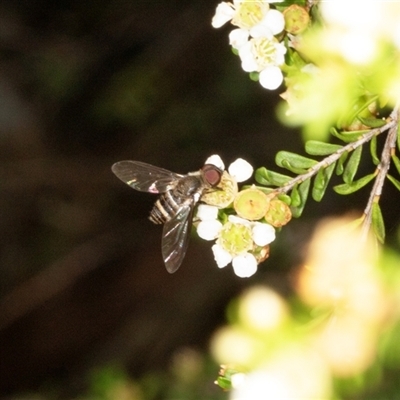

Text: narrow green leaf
xmin=336 ymin=151 xmax=348 ymax=175
xmin=372 ymin=202 xmax=385 ymax=243
xmin=290 ymin=184 xmax=301 ymax=207
xmin=392 ymin=154 xmax=400 ymax=175
xmin=312 ymin=162 xmax=336 ymax=202
xmin=330 ymin=127 xmax=369 ymax=143
xmin=387 ymin=174 xmax=400 ymax=191
xmin=305 ymin=140 xmax=342 ymax=156
xmin=280 ymin=160 xmax=308 ymax=175
xmin=343 ymin=146 xmax=362 ymax=184
xmin=291 ymin=178 xmax=310 ymax=218
xmin=370 ymin=136 xmax=379 ymax=165
xmin=277 ymin=194 xmax=292 ymax=205
xmin=276 ymin=151 xmax=318 ymax=170
xmin=357 ymin=116 xmax=387 ymax=128
xmin=333 ymin=173 xmax=375 ymax=194
xmin=255 ymin=167 xmax=292 ymax=187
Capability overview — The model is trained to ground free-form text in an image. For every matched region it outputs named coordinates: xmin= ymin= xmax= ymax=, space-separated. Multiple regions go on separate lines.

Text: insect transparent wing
xmin=111 ymin=160 xmax=183 ymax=193
xmin=162 ymin=203 xmax=194 ymax=273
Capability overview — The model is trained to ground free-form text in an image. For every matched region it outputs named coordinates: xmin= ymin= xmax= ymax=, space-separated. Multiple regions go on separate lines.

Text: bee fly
xmin=111 ymin=160 xmax=223 ymax=273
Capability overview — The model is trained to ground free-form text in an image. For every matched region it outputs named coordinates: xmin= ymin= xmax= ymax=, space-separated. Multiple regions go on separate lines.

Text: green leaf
xmin=343 ymin=146 xmax=362 ymax=184
xmin=276 ymin=151 xmax=318 ymax=170
xmin=277 ymin=193 xmax=292 ymax=205
xmin=392 ymin=154 xmax=400 ymax=175
xmin=372 ymin=202 xmax=385 ymax=243
xmin=255 ymin=167 xmax=292 ymax=187
xmin=333 ymin=173 xmax=375 ymax=194
xmin=357 ymin=116 xmax=387 ymax=128
xmin=290 ymin=184 xmax=301 ymax=207
xmin=370 ymin=136 xmax=379 ymax=165
xmin=336 ymin=151 xmax=348 ymax=175
xmin=330 ymin=127 xmax=369 ymax=143
xmin=280 ymin=160 xmax=308 ymax=175
xmin=291 ymin=178 xmax=310 ymax=218
xmin=305 ymin=140 xmax=342 ymax=156
xmin=387 ymin=174 xmax=400 ymax=191
xmin=312 ymin=162 xmax=336 ymax=202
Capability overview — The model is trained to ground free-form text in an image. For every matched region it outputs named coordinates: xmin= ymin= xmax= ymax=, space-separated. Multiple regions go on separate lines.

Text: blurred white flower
xmin=321 ymin=1 xmax=400 ymax=63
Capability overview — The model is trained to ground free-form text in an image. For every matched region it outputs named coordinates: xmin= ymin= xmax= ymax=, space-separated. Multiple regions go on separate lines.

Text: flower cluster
xmin=211 ymin=0 xmax=309 ymax=90
xmin=196 ymin=155 xmax=291 ymax=278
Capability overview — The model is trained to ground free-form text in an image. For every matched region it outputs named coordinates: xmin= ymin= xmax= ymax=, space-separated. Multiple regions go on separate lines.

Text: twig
xmin=361 ymin=106 xmax=400 ymax=239
xmin=272 ymin=118 xmax=396 ymax=196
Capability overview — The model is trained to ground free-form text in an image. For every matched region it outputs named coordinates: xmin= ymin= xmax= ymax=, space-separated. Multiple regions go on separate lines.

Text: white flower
xmin=228 ymin=158 xmax=254 ymax=182
xmin=232 ymin=253 xmax=258 ymax=277
xmin=238 ymin=36 xmax=286 ymax=89
xmin=212 ymin=1 xmax=285 ymax=42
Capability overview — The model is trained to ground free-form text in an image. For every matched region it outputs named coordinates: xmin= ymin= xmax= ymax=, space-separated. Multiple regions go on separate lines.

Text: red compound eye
xmin=202 ymin=164 xmax=222 ymax=186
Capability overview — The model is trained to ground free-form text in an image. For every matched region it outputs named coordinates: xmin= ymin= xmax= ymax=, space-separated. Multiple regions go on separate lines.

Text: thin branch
xmin=361 ymin=106 xmax=400 ymax=239
xmin=272 ymin=118 xmax=396 ymax=196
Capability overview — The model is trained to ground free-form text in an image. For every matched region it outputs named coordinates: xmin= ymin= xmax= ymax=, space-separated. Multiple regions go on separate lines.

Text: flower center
xmin=252 ymin=36 xmax=280 ymax=69
xmin=218 ymin=222 xmax=253 ymax=255
xmin=233 ymin=1 xmax=269 ymax=29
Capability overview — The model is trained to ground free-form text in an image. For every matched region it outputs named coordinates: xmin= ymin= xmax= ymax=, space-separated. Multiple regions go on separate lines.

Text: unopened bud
xmin=283 ymin=5 xmax=310 ymax=35
xmin=234 ymin=188 xmax=270 ymax=221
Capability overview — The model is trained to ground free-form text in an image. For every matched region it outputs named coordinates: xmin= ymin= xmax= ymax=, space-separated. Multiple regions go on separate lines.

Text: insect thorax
xmin=149 ymin=175 xmax=206 ymax=224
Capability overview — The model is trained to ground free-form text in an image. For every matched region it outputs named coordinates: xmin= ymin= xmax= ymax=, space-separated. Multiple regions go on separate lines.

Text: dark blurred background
xmin=0 ymin=0 xmax=399 ymax=398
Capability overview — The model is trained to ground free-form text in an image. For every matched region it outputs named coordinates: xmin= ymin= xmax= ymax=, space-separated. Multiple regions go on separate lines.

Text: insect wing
xmin=112 ymin=160 xmax=182 ymax=193
xmin=162 ymin=203 xmax=194 ymax=273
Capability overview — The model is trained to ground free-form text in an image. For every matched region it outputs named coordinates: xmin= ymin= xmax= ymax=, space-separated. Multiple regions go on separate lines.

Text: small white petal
xmin=197 ymin=220 xmax=222 ymax=241
xmin=228 ymin=214 xmax=251 ymax=226
xmin=229 ymin=28 xmax=250 ymax=49
xmin=232 ymin=253 xmax=258 ymax=277
xmin=228 ymin=158 xmax=254 ymax=182
xmin=252 ymin=223 xmax=276 ymax=246
xmin=205 ymin=154 xmax=225 ymax=170
xmin=212 ymin=2 xmax=235 ymax=28
xmin=212 ymin=244 xmax=233 ymax=268
xmin=238 ymin=42 xmax=258 ymax=72
xmin=259 ymin=66 xmax=283 ymax=90
xmin=264 ymin=9 xmax=285 ymax=35
xmin=249 ymin=24 xmax=273 ymax=39
xmin=197 ymin=204 xmax=219 ymax=221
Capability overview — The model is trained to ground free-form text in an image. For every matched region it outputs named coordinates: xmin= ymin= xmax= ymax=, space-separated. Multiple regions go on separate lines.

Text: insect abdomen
xmin=149 ymin=190 xmax=181 ymax=224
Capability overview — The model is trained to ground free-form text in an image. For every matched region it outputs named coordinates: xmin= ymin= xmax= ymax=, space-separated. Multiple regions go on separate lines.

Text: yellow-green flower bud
xmin=234 ymin=188 xmax=270 ymax=221
xmin=283 ymin=5 xmax=310 ymax=35
xmin=264 ymin=199 xmax=292 ymax=227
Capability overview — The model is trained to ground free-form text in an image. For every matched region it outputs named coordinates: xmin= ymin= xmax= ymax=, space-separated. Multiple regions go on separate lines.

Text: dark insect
xmin=112 ymin=160 xmax=223 ymax=273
